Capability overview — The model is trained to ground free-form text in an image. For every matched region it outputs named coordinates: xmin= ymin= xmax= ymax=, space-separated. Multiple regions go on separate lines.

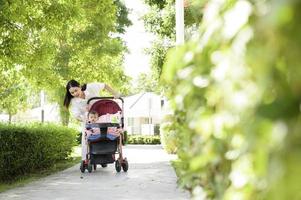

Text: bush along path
xmin=0 ymin=145 xmax=189 ymax=200
xmin=0 ymin=123 xmax=77 ymax=183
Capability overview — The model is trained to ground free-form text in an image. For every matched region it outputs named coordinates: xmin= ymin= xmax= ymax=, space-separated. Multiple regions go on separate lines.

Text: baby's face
xmin=88 ymin=114 xmax=98 ymax=123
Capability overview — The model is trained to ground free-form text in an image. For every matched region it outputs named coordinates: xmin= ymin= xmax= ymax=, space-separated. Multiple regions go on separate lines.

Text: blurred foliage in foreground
xmin=162 ymin=0 xmax=301 ymax=199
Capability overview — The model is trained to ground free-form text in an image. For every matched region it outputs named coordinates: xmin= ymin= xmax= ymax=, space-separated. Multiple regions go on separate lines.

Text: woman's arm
xmin=104 ymin=84 xmax=121 ymax=98
xmin=70 ymin=101 xmax=86 ymax=122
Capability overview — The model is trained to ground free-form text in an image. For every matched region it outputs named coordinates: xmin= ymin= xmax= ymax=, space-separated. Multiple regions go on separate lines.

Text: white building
xmin=124 ymin=92 xmax=163 ymax=135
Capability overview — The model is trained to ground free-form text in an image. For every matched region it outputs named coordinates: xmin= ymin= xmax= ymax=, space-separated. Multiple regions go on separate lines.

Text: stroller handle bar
xmin=87 ymin=96 xmax=124 ymax=105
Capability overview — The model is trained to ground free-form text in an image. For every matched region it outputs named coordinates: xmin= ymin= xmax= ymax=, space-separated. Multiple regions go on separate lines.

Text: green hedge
xmin=127 ymin=135 xmax=161 ymax=145
xmin=0 ymin=123 xmax=77 ymax=182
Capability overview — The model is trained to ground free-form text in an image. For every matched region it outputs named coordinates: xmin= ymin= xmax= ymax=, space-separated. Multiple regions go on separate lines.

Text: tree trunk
xmin=8 ymin=113 xmax=12 ymax=123
xmin=59 ymin=104 xmax=70 ymax=126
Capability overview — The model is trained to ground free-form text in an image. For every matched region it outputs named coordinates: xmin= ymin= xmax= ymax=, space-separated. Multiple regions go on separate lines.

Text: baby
xmin=85 ymin=111 xmax=101 ymax=142
xmin=87 ymin=111 xmax=99 ymax=123
xmin=85 ymin=111 xmax=123 ymax=141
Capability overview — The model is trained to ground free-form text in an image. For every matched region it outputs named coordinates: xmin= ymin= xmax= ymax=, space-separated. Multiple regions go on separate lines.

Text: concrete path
xmin=0 ymin=145 xmax=189 ymax=200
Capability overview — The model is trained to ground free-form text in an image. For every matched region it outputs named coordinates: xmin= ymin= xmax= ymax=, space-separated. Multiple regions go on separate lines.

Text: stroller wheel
xmin=80 ymin=161 xmax=86 ymax=173
xmin=93 ymin=164 xmax=97 ymax=170
xmin=101 ymin=164 xmax=108 ymax=168
xmin=87 ymin=161 xmax=93 ymax=173
xmin=122 ymin=159 xmax=129 ymax=172
xmin=115 ymin=160 xmax=121 ymax=172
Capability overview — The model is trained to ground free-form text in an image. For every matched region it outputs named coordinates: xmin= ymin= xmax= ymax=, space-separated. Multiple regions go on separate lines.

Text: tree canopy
xmin=0 ymin=0 xmax=131 ymax=124
xmin=142 ymin=0 xmax=203 ymax=89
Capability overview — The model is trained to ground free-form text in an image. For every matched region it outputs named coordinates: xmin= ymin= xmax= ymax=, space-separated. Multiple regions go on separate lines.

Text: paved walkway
xmin=0 ymin=145 xmax=189 ymax=200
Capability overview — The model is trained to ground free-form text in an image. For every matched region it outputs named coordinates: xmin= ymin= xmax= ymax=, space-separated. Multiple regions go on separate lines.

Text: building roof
xmin=124 ymin=92 xmax=162 ymax=118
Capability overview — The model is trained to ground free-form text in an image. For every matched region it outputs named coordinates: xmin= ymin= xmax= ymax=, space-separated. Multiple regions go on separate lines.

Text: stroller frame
xmin=80 ymin=97 xmax=129 ymax=173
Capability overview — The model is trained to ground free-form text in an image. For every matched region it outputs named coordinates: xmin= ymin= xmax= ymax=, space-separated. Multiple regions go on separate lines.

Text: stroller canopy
xmin=90 ymin=99 xmax=121 ymax=116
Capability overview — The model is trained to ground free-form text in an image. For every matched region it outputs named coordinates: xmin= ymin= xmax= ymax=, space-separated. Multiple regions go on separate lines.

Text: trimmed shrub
xmin=122 ymin=130 xmax=128 ymax=145
xmin=0 ymin=123 xmax=77 ymax=182
xmin=127 ymin=135 xmax=161 ymax=145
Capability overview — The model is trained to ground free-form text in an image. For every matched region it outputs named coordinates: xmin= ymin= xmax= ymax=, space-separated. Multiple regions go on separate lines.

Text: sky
xmin=122 ymin=0 xmax=155 ymax=81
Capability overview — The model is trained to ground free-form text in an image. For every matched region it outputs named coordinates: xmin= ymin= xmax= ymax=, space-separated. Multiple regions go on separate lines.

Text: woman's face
xmin=69 ymin=86 xmax=82 ymax=98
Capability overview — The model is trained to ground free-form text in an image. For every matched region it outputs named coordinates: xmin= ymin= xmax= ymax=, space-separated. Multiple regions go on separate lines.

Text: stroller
xmin=80 ymin=97 xmax=129 ymax=173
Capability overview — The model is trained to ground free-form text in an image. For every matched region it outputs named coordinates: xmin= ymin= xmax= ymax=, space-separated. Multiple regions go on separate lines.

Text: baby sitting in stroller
xmin=84 ymin=111 xmax=101 ymax=142
xmin=85 ymin=111 xmax=122 ymax=142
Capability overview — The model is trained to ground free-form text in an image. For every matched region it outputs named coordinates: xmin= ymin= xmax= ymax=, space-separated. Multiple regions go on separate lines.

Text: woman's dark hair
xmin=63 ymin=80 xmax=87 ymax=108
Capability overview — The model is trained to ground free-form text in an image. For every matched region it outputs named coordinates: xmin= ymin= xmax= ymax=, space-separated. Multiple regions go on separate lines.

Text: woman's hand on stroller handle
xmin=113 ymin=93 xmax=122 ymax=99
xmin=86 ymin=104 xmax=91 ymax=111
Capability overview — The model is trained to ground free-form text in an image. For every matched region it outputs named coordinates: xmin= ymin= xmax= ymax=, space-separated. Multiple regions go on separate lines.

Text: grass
xmin=0 ymin=146 xmax=81 ymax=193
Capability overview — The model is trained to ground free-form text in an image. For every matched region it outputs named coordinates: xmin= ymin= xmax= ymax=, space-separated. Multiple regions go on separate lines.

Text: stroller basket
xmin=89 ymin=139 xmax=118 ymax=154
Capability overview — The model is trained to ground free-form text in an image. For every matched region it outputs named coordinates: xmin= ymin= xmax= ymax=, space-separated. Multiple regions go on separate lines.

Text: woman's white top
xmin=70 ymin=82 xmax=105 ymax=122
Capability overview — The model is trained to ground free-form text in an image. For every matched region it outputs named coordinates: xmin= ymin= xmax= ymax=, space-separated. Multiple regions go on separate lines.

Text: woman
xmin=63 ymin=79 xmax=121 ymax=162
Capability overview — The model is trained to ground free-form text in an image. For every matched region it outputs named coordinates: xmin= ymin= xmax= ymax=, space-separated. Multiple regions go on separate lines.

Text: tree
xmin=0 ymin=0 xmax=132 ymax=125
xmin=142 ymin=0 xmax=203 ymax=80
xmin=0 ymin=69 xmax=27 ymax=122
xmin=114 ymin=0 xmax=132 ymax=34
xmin=131 ymin=73 xmax=160 ymax=94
